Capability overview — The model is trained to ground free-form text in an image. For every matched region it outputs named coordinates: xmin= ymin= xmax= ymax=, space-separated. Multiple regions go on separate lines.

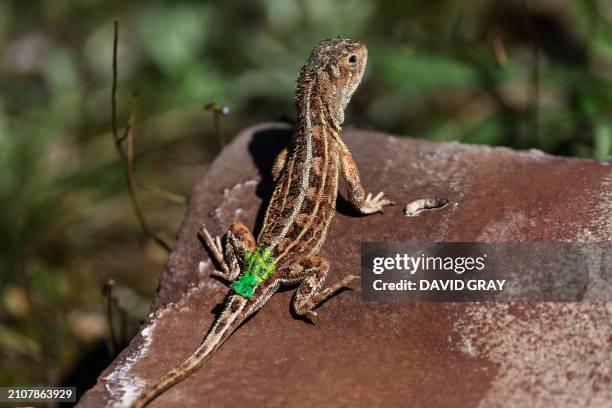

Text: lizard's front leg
xmin=285 ymin=256 xmax=359 ymax=319
xmin=340 ymin=148 xmax=394 ymax=214
xmin=201 ymin=220 xmax=256 ymax=282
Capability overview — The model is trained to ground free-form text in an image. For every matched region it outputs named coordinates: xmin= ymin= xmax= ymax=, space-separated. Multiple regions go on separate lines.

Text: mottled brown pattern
xmin=128 ymin=38 xmax=392 ymax=408
xmin=260 ymin=122 xmax=339 ymax=265
xmin=229 ymin=301 xmax=240 ymax=313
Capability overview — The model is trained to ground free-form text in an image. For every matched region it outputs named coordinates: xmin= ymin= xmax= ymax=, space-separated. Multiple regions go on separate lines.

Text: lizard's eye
xmin=348 ymin=54 xmax=358 ymax=65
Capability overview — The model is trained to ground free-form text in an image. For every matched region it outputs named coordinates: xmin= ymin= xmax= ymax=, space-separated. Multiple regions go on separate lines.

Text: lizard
xmin=129 ymin=38 xmax=393 ymax=408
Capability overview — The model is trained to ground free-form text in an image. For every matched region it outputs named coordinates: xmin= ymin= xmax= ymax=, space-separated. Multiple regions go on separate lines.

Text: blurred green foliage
xmin=1 ymin=0 xmax=612 ymax=390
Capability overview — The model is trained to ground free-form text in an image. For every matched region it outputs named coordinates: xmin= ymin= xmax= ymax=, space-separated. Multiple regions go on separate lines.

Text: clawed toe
xmin=200 ymin=226 xmax=229 ymax=273
xmin=362 ymin=191 xmax=395 ymax=214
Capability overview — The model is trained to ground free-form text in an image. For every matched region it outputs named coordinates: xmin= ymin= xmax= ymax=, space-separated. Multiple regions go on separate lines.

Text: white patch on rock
xmin=102 ymin=278 xmax=221 ymax=407
xmin=453 ymin=302 xmax=612 ymax=407
xmin=475 ymin=211 xmax=529 ymax=241
xmin=198 ymin=260 xmax=210 ymax=275
xmin=575 ymin=174 xmax=612 ymax=242
xmin=527 ymin=148 xmax=546 ymax=157
xmin=213 ymin=179 xmax=258 ymax=222
xmin=103 ymin=311 xmax=160 ymax=407
xmin=383 ymin=158 xmax=393 ymax=172
xmin=459 ymin=337 xmax=477 ymax=358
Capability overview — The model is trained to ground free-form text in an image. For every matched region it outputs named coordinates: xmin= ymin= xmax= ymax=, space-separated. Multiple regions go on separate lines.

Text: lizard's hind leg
xmin=286 ymin=256 xmax=359 ymax=319
xmin=201 ymin=220 xmax=256 ymax=282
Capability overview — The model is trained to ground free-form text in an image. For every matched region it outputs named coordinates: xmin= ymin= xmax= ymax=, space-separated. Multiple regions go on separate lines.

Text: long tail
xmin=129 ymin=295 xmax=248 ymax=408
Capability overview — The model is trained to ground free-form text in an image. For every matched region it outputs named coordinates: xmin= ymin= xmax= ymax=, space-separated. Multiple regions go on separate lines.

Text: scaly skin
xmin=129 ymin=38 xmax=393 ymax=408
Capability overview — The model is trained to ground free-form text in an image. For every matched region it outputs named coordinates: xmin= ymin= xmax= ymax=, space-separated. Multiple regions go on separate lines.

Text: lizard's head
xmin=297 ymin=38 xmax=368 ymax=126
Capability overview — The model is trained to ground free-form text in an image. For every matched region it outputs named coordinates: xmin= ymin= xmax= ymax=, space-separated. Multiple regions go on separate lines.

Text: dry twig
xmin=111 ymin=20 xmax=173 ymax=252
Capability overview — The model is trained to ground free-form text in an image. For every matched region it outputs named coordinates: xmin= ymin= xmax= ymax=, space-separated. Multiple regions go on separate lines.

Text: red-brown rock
xmin=79 ymin=124 xmax=611 ymax=407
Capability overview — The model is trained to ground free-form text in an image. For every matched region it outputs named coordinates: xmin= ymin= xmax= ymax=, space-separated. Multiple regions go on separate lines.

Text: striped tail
xmin=129 ymin=295 xmax=248 ymax=408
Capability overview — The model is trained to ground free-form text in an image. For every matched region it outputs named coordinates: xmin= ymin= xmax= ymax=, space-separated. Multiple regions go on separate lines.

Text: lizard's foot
xmin=290 ymin=255 xmax=360 ymax=322
xmin=295 ymin=275 xmax=359 ymax=321
xmin=361 ymin=192 xmax=395 ymax=214
xmin=200 ymin=226 xmax=230 ymax=274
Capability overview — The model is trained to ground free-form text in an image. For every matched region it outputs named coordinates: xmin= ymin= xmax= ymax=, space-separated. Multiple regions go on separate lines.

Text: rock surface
xmin=79 ymin=123 xmax=611 ymax=407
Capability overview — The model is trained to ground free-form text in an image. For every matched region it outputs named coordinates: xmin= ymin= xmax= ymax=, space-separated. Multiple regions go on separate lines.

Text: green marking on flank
xmin=232 ymin=246 xmax=276 ymax=298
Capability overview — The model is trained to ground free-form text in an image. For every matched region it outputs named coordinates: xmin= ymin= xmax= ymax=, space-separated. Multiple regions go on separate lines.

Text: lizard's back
xmin=257 ymin=121 xmax=340 ymax=268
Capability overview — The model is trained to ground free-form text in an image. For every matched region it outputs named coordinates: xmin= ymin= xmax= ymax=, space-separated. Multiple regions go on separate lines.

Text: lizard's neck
xmin=297 ymin=78 xmax=342 ymax=140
